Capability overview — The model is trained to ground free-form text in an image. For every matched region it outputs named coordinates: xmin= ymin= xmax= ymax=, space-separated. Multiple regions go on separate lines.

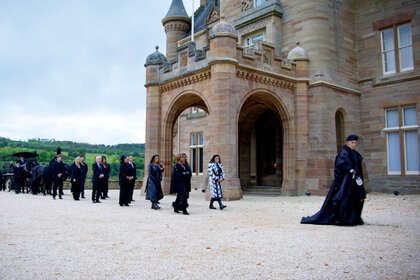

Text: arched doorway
xmin=238 ymin=91 xmax=289 ymax=195
xmin=160 ymin=91 xmax=210 ymax=193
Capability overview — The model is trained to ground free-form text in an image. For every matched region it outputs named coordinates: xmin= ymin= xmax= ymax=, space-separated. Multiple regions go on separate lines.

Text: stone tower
xmin=162 ymin=0 xmax=190 ymax=62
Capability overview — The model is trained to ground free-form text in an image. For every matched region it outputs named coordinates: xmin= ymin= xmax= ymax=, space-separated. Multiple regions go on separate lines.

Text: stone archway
xmin=237 ymin=90 xmax=294 ymax=195
xmin=160 ymin=91 xmax=210 ymax=193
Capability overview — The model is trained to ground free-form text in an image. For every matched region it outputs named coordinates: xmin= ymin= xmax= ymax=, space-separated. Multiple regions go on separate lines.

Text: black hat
xmin=346 ymin=135 xmax=359 ymax=141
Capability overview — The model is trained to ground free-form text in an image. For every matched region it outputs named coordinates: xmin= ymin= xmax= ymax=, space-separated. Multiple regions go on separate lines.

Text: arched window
xmin=335 ymin=110 xmax=345 ymax=153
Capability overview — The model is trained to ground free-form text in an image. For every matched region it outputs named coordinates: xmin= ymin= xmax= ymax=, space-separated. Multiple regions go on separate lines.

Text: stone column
xmin=294 ymin=58 xmax=310 ymax=195
xmin=208 ymin=21 xmax=243 ymax=200
xmin=142 ymin=64 xmax=162 ymax=195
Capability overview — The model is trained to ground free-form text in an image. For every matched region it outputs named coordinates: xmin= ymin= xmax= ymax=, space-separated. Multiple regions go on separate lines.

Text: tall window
xmin=380 ymin=23 xmax=413 ymax=75
xmin=384 ymin=106 xmax=419 ymax=175
xmin=190 ymin=132 xmax=204 ymax=175
xmin=335 ymin=111 xmax=345 ymax=153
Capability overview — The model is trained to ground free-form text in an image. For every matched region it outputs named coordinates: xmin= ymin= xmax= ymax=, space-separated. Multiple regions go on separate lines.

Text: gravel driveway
xmin=0 ymin=190 xmax=419 ymax=280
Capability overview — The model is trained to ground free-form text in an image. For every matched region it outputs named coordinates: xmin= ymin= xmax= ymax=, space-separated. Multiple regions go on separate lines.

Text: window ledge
xmin=373 ymin=70 xmax=420 ymax=87
xmin=234 ymin=0 xmax=284 ymax=29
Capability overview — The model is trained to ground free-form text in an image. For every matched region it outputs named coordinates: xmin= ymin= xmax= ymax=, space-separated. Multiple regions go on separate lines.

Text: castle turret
xmin=162 ymin=0 xmax=191 ymax=61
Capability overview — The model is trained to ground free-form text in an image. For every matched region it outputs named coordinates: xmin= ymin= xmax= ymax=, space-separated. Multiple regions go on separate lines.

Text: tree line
xmin=0 ymin=137 xmax=145 ymax=179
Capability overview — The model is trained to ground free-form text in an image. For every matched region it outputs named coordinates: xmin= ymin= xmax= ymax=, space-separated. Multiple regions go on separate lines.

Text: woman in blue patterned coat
xmin=145 ymin=155 xmax=164 ymax=210
xmin=208 ymin=154 xmax=227 ymax=210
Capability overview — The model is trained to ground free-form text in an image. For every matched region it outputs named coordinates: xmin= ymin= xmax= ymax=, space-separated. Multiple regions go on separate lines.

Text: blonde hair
xmin=176 ymin=153 xmax=188 ymax=164
xmin=74 ymin=157 xmax=81 ymax=168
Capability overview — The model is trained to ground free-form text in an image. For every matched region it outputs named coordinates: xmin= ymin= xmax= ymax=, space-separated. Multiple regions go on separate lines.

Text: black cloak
xmin=301 ymin=145 xmax=366 ymax=226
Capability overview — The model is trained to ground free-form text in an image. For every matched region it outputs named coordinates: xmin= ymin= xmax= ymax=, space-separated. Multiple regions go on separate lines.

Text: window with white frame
xmin=190 ymin=132 xmax=204 ymax=175
xmin=384 ymin=106 xmax=419 ymax=175
xmin=245 ymin=32 xmax=265 ymax=49
xmin=380 ymin=23 xmax=413 ymax=75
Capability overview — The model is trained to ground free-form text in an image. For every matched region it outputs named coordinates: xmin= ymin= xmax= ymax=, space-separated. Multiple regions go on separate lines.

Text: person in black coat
xmin=145 ymin=155 xmax=164 ymax=210
xmin=13 ymin=161 xmax=24 ymax=194
xmin=52 ymin=155 xmax=66 ymax=199
xmin=92 ymin=156 xmax=105 ymax=203
xmin=101 ymin=156 xmax=111 ymax=199
xmin=80 ymin=155 xmax=88 ymax=199
xmin=170 ymin=153 xmax=192 ymax=215
xmin=127 ymin=155 xmax=137 ymax=203
xmin=301 ymin=135 xmax=366 ymax=226
xmin=71 ymin=157 xmax=82 ymax=200
xmin=119 ymin=156 xmax=131 ymax=206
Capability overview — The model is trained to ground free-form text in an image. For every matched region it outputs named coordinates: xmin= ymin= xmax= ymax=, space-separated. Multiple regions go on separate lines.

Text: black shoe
xmin=101 ymin=196 xmax=105 ymax=199
xmin=92 ymin=200 xmax=96 ymax=203
xmin=96 ymin=200 xmax=101 ymax=203
xmin=53 ymin=196 xmax=56 ymax=200
xmin=209 ymin=204 xmax=216 ymax=209
xmin=220 ymin=204 xmax=227 ymax=210
xmin=183 ymin=210 xmax=189 ymax=215
xmin=119 ymin=203 xmax=123 ymax=207
xmin=123 ymin=203 xmax=129 ymax=206
xmin=59 ymin=196 xmax=63 ymax=199
xmin=74 ymin=198 xmax=80 ymax=201
xmin=174 ymin=208 xmax=179 ymax=213
xmin=106 ymin=196 xmax=110 ymax=198
xmin=131 ymin=199 xmax=135 ymax=202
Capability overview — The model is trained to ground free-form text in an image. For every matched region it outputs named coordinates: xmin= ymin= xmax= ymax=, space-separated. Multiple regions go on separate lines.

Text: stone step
xmin=243 ymin=186 xmax=282 ymax=196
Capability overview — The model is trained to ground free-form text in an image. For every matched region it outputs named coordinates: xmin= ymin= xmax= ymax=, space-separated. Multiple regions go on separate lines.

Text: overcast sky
xmin=0 ymin=0 xmax=197 ymax=145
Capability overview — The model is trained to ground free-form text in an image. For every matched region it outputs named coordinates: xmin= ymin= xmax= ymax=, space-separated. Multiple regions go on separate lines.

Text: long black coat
xmin=170 ymin=163 xmax=192 ymax=194
xmin=145 ymin=164 xmax=164 ymax=202
xmin=301 ymin=145 xmax=366 ymax=226
xmin=52 ymin=161 xmax=66 ymax=183
xmin=92 ymin=163 xmax=104 ymax=182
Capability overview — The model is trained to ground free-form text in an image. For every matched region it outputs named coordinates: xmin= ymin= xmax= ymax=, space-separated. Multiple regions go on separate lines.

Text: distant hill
xmin=0 ymin=137 xmax=145 ymax=179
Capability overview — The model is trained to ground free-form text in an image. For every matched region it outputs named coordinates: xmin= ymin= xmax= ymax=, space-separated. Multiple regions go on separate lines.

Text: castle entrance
xmin=238 ymin=92 xmax=285 ymax=195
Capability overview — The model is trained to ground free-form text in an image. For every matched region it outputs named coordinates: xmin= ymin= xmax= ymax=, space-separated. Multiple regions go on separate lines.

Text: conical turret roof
xmin=164 ymin=0 xmax=189 ymax=18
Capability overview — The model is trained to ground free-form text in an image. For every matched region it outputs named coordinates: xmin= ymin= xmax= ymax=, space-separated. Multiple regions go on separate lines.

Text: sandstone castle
xmin=144 ymin=0 xmax=419 ymax=199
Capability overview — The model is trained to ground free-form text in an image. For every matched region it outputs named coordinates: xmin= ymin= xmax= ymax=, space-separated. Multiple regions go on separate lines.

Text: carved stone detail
xmin=236 ymin=17 xmax=270 ymax=37
xmin=236 ymin=70 xmax=296 ymax=90
xmin=164 ymin=22 xmax=190 ymax=33
xmin=241 ymin=0 xmax=252 ymax=12
xmin=160 ymin=71 xmax=212 ymax=92
xmin=208 ymin=6 xmax=220 ymax=24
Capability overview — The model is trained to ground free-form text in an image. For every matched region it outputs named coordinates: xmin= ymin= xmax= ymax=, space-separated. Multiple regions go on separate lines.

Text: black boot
xmin=183 ymin=209 xmax=189 ymax=215
xmin=218 ymin=199 xmax=227 ymax=210
xmin=209 ymin=198 xmax=216 ymax=209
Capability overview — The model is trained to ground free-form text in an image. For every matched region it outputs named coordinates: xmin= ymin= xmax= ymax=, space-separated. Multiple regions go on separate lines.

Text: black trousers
xmin=128 ymin=181 xmax=135 ymax=201
xmin=53 ymin=180 xmax=63 ymax=197
xmin=15 ymin=178 xmax=23 ymax=193
xmin=72 ymin=181 xmax=81 ymax=200
xmin=174 ymin=186 xmax=189 ymax=211
xmin=92 ymin=180 xmax=103 ymax=201
xmin=102 ymin=180 xmax=109 ymax=197
xmin=80 ymin=178 xmax=86 ymax=196
xmin=119 ymin=183 xmax=129 ymax=204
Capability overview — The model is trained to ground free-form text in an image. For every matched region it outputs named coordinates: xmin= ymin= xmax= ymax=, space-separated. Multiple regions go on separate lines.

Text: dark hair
xmin=120 ymin=155 xmax=126 ymax=163
xmin=150 ymin=154 xmax=159 ymax=164
xmin=209 ymin=154 xmax=221 ymax=164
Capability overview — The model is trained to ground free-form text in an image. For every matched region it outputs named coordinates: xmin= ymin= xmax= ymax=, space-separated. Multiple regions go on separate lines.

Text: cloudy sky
xmin=0 ymin=0 xmax=197 ymax=145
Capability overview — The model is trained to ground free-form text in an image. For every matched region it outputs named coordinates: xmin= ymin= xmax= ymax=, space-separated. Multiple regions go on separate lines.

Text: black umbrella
xmin=11 ymin=152 xmax=39 ymax=158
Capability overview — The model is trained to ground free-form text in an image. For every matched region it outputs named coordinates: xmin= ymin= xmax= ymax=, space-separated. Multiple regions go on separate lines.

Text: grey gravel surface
xmin=0 ymin=190 xmax=419 ymax=280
